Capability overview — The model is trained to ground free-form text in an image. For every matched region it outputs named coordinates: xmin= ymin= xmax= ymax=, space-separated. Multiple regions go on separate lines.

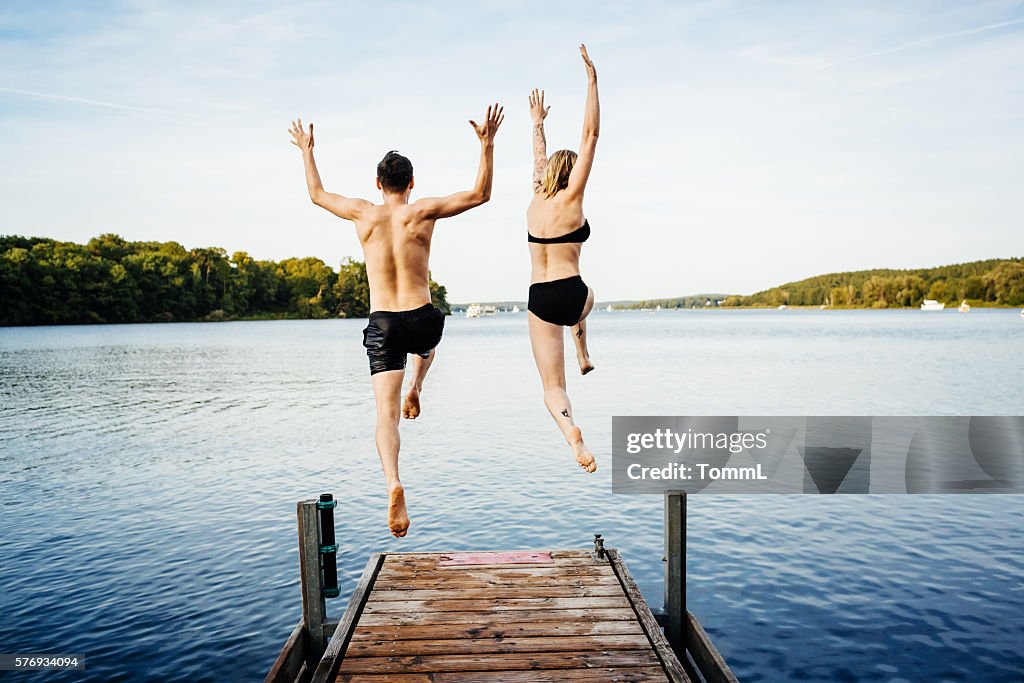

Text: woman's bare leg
xmin=529 ymin=311 xmax=597 ymax=472
xmin=571 ymin=287 xmax=596 ymax=375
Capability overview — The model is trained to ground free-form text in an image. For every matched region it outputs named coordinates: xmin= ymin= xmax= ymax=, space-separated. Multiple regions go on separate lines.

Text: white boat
xmin=778 ymin=304 xmax=788 ymax=310
xmin=605 ymin=304 xmax=614 ymax=312
xmin=920 ymin=299 xmax=945 ymax=311
xmin=465 ymin=304 xmax=497 ymax=318
xmin=1020 ymin=308 xmax=1024 ymax=318
xmin=958 ymin=300 xmax=970 ymax=313
xmin=511 ymin=305 xmax=521 ymax=313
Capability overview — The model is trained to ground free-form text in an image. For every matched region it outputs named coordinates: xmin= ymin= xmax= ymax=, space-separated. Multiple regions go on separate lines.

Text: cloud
xmin=818 ymin=16 xmax=1024 ymax=69
xmin=0 ymin=86 xmax=183 ymax=117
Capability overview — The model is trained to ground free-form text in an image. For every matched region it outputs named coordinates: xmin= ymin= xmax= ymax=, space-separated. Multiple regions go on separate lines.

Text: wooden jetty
xmin=266 ymin=491 xmax=737 ymax=683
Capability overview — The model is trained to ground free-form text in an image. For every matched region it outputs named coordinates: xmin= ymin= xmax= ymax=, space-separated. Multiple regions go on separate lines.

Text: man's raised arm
xmin=289 ymin=118 xmax=370 ymax=221
xmin=417 ymin=104 xmax=504 ymax=220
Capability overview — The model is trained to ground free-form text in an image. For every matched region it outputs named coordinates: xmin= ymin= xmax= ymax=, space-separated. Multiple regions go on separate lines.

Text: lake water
xmin=1 ymin=309 xmax=1022 ymax=682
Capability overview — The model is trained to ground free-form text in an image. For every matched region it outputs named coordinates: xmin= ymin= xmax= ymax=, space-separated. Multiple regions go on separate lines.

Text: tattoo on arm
xmin=532 ymin=123 xmax=547 ymax=194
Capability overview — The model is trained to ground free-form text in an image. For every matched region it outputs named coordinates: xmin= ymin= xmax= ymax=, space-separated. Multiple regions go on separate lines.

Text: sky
xmin=1 ymin=1 xmax=1022 ymax=302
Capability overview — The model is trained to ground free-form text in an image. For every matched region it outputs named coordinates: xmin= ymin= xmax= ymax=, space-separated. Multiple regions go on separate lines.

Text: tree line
xmin=0 ymin=234 xmax=450 ymax=325
xmin=721 ymin=258 xmax=1024 ymax=308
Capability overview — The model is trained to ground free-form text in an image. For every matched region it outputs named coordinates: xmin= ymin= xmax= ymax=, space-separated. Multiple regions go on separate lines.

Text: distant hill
xmin=722 ymin=258 xmax=1023 ymax=308
xmin=453 ymin=259 xmax=1024 ymax=312
xmin=604 ymin=294 xmax=733 ymax=310
xmin=451 ymin=294 xmax=732 ymax=311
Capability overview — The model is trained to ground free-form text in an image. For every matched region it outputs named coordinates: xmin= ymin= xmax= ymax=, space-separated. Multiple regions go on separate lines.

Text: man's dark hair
xmin=376 ymin=151 xmax=413 ymax=193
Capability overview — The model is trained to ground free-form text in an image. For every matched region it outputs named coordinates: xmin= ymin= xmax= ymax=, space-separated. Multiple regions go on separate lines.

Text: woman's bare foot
xmin=567 ymin=426 xmax=597 ymax=473
xmin=388 ymin=483 xmax=410 ymax=537
xmin=402 ymin=387 xmax=421 ymax=420
xmin=578 ymin=355 xmax=595 ymax=375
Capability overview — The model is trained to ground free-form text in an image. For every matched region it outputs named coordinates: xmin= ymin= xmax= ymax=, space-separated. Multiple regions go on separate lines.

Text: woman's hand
xmin=580 ymin=44 xmax=596 ymax=81
xmin=529 ymin=89 xmax=550 ymax=125
xmin=289 ymin=118 xmax=314 ymax=152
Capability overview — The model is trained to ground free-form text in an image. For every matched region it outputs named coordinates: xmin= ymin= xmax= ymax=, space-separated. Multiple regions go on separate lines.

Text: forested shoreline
xmin=0 ymin=234 xmax=450 ymax=326
xmin=616 ymin=259 xmax=1023 ymax=310
xmin=3 ymin=234 xmax=1020 ymax=325
xmin=722 ymin=258 xmax=1023 ymax=308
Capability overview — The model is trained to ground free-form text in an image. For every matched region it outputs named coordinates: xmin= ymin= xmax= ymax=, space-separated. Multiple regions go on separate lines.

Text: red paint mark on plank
xmin=438 ymin=551 xmax=554 ymax=566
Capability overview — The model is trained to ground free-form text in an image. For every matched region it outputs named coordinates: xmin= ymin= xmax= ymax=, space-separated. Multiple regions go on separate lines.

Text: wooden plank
xmin=438 ymin=551 xmax=553 ymax=566
xmin=381 ymin=559 xmax=599 ymax=572
xmin=349 ymin=621 xmax=645 ymax=642
xmin=376 ymin=570 xmax=615 ymax=582
xmin=309 ymin=553 xmax=385 ymax=683
xmin=338 ymin=666 xmax=669 ymax=681
xmin=606 ymin=548 xmax=691 ymax=683
xmin=338 ymin=667 xmax=669 ymax=681
xmin=361 ymin=596 xmax=631 ymax=613
xmin=345 ymin=634 xmax=654 ymax=657
xmin=263 ymin=621 xmax=306 ymax=683
xmin=686 ymin=611 xmax=739 ymax=683
xmin=382 ymin=549 xmax=593 ymax=560
xmin=370 ymin=575 xmax=623 ymax=590
xmin=356 ymin=607 xmax=642 ymax=627
xmin=379 ymin=562 xmax=612 ymax=573
xmin=337 ymin=650 xmax=663 ymax=674
xmin=298 ymin=500 xmax=327 ymax=670
xmin=375 ymin=566 xmax=615 ymax=581
xmin=368 ymin=585 xmax=624 ymax=601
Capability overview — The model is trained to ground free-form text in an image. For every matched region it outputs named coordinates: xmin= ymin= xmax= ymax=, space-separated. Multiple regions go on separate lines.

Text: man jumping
xmin=289 ymin=104 xmax=504 ymax=537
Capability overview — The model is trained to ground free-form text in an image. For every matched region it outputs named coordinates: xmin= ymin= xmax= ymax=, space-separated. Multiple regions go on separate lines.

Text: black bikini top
xmin=528 ymin=220 xmax=590 ymax=244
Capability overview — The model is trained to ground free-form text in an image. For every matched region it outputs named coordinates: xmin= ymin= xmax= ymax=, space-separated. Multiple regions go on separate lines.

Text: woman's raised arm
xmin=566 ymin=44 xmax=599 ymax=197
xmin=529 ymin=88 xmax=550 ymax=194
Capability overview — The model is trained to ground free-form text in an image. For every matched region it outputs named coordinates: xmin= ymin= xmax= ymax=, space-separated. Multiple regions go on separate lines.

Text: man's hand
xmin=289 ymin=118 xmax=314 ymax=152
xmin=469 ymin=103 xmax=504 ymax=145
xmin=529 ymin=89 xmax=550 ymax=125
xmin=580 ymin=44 xmax=596 ymax=81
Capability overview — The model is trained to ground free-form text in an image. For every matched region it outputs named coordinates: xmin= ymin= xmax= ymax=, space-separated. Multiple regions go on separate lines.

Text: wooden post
xmin=664 ymin=490 xmax=687 ymax=657
xmin=297 ymin=499 xmax=326 ymax=669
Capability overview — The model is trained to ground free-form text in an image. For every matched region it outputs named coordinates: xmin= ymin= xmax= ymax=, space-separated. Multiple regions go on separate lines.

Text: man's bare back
xmin=353 ymin=201 xmax=436 ymax=313
xmin=289 ymin=104 xmax=504 ymax=537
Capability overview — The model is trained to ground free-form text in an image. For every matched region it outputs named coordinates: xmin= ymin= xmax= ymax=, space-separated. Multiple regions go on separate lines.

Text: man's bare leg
xmin=403 ymin=349 xmax=435 ymax=420
xmin=528 ymin=312 xmax=597 ymax=472
xmin=571 ymin=287 xmax=596 ymax=375
xmin=371 ymin=369 xmax=411 ymax=537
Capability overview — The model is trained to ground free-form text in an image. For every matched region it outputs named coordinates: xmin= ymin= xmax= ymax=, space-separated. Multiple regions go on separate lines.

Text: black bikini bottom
xmin=528 ymin=275 xmax=589 ymax=326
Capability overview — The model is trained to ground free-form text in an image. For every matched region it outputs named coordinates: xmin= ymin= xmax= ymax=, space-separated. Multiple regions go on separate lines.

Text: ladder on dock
xmin=266 ymin=492 xmax=738 ymax=683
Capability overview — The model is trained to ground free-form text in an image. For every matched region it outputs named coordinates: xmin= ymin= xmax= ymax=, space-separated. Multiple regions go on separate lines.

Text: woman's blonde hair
xmin=541 ymin=149 xmax=577 ymax=198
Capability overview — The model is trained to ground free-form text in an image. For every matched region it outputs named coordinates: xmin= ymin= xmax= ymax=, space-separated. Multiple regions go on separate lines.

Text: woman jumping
xmin=526 ymin=44 xmax=599 ymax=473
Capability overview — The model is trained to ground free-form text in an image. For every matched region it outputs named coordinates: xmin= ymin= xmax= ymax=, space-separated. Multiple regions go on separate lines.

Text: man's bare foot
xmin=402 ymin=387 xmax=421 ymax=420
xmin=388 ymin=483 xmax=410 ymax=537
xmin=567 ymin=426 xmax=597 ymax=473
xmin=578 ymin=356 xmax=595 ymax=375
